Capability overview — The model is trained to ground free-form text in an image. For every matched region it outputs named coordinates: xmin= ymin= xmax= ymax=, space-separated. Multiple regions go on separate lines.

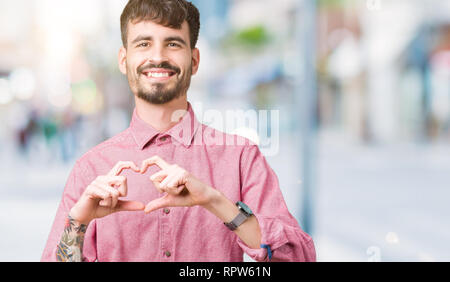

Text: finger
xmin=175 ymin=184 xmax=186 ymax=194
xmin=108 ymin=161 xmax=140 ymax=176
xmin=160 ymin=171 xmax=184 ymax=194
xmin=106 ymin=175 xmax=126 ymax=185
xmin=93 ymin=185 xmax=113 ymax=207
xmin=99 ymin=197 xmax=112 ymax=207
xmin=140 ymin=156 xmax=171 ymax=174
xmin=94 ymin=183 xmax=120 ymax=208
xmin=149 ymin=170 xmax=168 ymax=182
xmin=114 ymin=200 xmax=145 ymax=212
xmin=162 ymin=168 xmax=187 ymax=193
xmin=151 ymin=177 xmax=165 ymax=194
xmin=97 ymin=189 xmax=112 ymax=207
xmin=157 ymin=165 xmax=179 ymax=187
xmin=86 ymin=185 xmax=110 ymax=203
xmin=144 ymin=194 xmax=171 ymax=214
xmin=148 ymin=171 xmax=169 ymax=194
xmin=106 ymin=176 xmax=127 ymax=197
xmin=159 ymin=172 xmax=177 ymax=189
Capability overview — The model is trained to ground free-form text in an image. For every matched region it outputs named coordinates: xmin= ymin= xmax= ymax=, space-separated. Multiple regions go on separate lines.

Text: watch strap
xmin=224 ymin=209 xmax=251 ymax=231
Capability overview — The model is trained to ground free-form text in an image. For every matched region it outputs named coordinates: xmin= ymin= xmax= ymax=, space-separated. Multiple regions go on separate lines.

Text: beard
xmin=127 ymin=61 xmax=192 ymax=105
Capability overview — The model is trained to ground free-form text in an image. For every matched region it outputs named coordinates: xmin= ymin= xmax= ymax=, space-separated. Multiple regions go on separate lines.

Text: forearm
xmin=56 ymin=215 xmax=88 ymax=262
xmin=203 ymin=190 xmax=262 ymax=249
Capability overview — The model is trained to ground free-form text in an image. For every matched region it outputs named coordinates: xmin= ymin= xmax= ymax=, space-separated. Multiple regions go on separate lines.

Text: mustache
xmin=137 ymin=62 xmax=181 ymax=75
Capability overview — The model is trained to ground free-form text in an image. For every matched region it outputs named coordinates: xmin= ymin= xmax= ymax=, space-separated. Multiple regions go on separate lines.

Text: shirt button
xmin=164 ymin=251 xmax=171 ymax=257
xmin=163 ymin=208 xmax=170 ymax=214
xmin=159 ymin=136 xmax=168 ymax=142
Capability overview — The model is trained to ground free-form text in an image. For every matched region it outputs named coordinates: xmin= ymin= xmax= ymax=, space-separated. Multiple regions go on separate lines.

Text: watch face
xmin=237 ymin=201 xmax=253 ymax=216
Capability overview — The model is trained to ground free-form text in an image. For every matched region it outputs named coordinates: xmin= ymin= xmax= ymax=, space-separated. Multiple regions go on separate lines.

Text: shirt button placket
xmin=155 ymin=134 xmax=173 ymax=260
xmin=161 ymin=207 xmax=172 ymax=261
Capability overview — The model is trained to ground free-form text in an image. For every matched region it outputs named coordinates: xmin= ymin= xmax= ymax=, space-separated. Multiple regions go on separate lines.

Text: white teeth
xmin=147 ymin=72 xmax=171 ymax=78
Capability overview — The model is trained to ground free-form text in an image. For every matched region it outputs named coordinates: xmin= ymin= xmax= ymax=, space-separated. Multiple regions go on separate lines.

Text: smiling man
xmin=41 ymin=0 xmax=316 ymax=262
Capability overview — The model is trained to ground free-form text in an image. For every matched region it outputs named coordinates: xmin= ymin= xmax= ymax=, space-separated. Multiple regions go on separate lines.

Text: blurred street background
xmin=1 ymin=0 xmax=450 ymax=261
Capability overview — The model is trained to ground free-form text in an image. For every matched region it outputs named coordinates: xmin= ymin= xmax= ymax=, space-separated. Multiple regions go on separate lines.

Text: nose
xmin=147 ymin=43 xmax=168 ymax=65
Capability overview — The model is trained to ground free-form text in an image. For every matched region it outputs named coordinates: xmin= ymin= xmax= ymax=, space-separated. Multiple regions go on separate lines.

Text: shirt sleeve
xmin=236 ymin=144 xmax=316 ymax=262
xmin=40 ymin=159 xmax=98 ymax=262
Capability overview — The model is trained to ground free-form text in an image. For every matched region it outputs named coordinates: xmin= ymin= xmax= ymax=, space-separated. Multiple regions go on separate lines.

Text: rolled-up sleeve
xmin=236 ymin=144 xmax=316 ymax=262
xmin=40 ymin=159 xmax=98 ymax=262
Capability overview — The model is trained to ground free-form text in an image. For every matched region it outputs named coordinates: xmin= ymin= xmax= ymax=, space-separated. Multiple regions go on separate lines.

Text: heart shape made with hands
xmin=70 ymin=155 xmax=202 ymax=225
xmin=109 ymin=156 xmax=190 ymax=214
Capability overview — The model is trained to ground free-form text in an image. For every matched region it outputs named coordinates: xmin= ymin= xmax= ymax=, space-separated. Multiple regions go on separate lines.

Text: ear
xmin=191 ymin=48 xmax=200 ymax=76
xmin=118 ymin=46 xmax=127 ymax=75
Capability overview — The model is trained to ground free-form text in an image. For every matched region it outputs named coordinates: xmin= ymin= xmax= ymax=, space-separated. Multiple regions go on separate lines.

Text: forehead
xmin=127 ymin=20 xmax=190 ymax=41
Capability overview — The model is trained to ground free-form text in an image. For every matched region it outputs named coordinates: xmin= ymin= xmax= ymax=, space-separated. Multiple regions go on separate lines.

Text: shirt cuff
xmin=260 ymin=244 xmax=273 ymax=260
xmin=235 ymin=214 xmax=290 ymax=262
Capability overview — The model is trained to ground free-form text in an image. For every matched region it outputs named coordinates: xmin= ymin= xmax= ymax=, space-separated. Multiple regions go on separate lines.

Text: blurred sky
xmin=0 ymin=0 xmax=450 ymax=262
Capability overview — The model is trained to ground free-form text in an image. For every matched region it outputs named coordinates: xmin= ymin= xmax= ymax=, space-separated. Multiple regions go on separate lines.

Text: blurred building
xmin=317 ymin=0 xmax=450 ymax=144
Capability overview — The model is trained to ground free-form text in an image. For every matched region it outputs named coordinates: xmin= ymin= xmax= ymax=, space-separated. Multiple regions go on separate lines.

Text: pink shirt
xmin=41 ymin=101 xmax=316 ymax=262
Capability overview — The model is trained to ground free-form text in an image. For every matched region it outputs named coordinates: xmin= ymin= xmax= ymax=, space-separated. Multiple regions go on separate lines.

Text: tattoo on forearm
xmin=56 ymin=215 xmax=88 ymax=262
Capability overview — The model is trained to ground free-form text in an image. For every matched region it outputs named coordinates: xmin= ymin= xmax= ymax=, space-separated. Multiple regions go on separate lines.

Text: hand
xmin=69 ymin=161 xmax=145 ymax=225
xmin=140 ymin=156 xmax=219 ymax=214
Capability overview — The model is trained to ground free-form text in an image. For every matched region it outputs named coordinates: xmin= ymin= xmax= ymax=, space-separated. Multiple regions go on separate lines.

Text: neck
xmin=135 ymin=95 xmax=188 ymax=133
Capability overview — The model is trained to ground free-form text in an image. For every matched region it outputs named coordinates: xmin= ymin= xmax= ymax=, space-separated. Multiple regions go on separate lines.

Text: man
xmin=41 ymin=0 xmax=316 ymax=262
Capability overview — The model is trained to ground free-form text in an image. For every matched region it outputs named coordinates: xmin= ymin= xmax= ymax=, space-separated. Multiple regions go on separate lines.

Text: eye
xmin=168 ymin=42 xmax=181 ymax=48
xmin=137 ymin=42 xmax=149 ymax=48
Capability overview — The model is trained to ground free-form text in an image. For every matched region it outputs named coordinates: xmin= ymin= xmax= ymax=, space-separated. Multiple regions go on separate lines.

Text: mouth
xmin=141 ymin=68 xmax=177 ymax=82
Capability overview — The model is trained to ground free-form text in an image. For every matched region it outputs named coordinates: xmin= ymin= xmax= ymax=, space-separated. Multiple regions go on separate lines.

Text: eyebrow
xmin=165 ymin=36 xmax=188 ymax=47
xmin=131 ymin=35 xmax=188 ymax=47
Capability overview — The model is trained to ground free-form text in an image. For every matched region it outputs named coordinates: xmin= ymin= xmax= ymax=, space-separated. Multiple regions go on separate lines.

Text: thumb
xmin=114 ymin=200 xmax=145 ymax=212
xmin=144 ymin=194 xmax=171 ymax=214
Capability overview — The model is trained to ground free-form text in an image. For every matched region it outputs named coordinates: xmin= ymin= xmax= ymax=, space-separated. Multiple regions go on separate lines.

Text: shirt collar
xmin=130 ymin=101 xmax=201 ymax=150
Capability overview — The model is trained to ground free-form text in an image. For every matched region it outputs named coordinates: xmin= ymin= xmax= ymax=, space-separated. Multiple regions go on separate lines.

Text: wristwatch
xmin=224 ymin=201 xmax=254 ymax=231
